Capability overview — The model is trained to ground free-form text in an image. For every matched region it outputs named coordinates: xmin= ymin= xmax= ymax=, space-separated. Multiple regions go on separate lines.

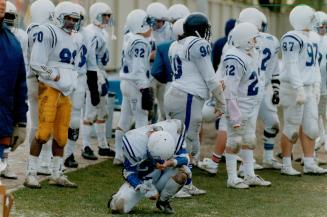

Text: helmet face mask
xmin=148 ymin=17 xmax=165 ymax=31
xmin=61 ymin=15 xmax=80 ymax=33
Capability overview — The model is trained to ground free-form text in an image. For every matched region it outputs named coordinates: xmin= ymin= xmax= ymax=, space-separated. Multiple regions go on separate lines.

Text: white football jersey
xmin=123 ymin=119 xmax=186 ymax=165
xmin=10 ymin=27 xmax=28 ymax=74
xmin=30 ymin=23 xmax=79 ymax=95
xmin=222 ymin=46 xmax=263 ymax=106
xmin=119 ymin=32 xmax=151 ymax=89
xmin=85 ymin=24 xmax=110 ymax=71
xmin=152 ymin=22 xmax=174 ymax=44
xmin=280 ymin=30 xmax=319 ymax=88
xmin=169 ymin=36 xmax=218 ymax=99
xmin=73 ymin=27 xmax=99 ymax=75
xmin=257 ymin=32 xmax=280 ymax=87
xmin=309 ymin=31 xmax=322 ymax=85
xmin=318 ymin=34 xmax=327 ymax=95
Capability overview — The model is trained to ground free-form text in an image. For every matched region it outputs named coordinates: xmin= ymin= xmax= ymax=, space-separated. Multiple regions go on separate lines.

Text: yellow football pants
xmin=36 ymin=83 xmax=72 ymax=147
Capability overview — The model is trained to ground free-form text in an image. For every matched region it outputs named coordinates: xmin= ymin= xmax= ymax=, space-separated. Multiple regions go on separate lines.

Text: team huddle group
xmin=3 ymin=0 xmax=327 ymax=214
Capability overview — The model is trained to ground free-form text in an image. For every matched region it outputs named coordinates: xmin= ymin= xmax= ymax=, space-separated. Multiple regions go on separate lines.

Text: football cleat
xmin=156 ymin=200 xmax=175 ymax=214
xmin=82 ymin=146 xmax=98 ymax=160
xmin=197 ymin=158 xmax=218 ymax=175
xmin=98 ymin=147 xmax=115 ymax=157
xmin=1 ymin=165 xmax=17 ymax=179
xmin=227 ymin=178 xmax=249 ymax=189
xmin=281 ymin=166 xmax=301 ymax=176
xmin=64 ymin=154 xmax=78 ymax=168
xmin=182 ymin=184 xmax=206 ymax=196
xmin=243 ymin=175 xmax=271 ymax=187
xmin=173 ymin=188 xmax=192 ymax=198
xmin=24 ymin=174 xmax=41 ymax=189
xmin=262 ymin=158 xmax=282 ymax=170
xmin=303 ymin=164 xmax=327 ymax=175
xmin=48 ymin=175 xmax=78 ymax=188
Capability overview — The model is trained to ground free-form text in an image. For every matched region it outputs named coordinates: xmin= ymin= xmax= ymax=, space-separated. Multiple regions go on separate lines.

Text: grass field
xmin=11 ymin=158 xmax=327 ymax=217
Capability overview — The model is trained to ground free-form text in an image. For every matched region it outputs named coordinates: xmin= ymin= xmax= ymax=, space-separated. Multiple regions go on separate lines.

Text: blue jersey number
xmin=225 ymin=65 xmax=235 ymax=76
xmin=282 ymin=41 xmax=294 ymax=51
xmin=33 ymin=31 xmax=43 ymax=43
xmin=78 ymin=45 xmax=87 ymax=68
xmin=134 ymin=48 xmax=145 ymax=58
xmin=247 ymin=71 xmax=259 ymax=96
xmin=261 ymin=48 xmax=271 ymax=71
xmin=306 ymin=43 xmax=318 ymax=66
xmin=199 ymin=45 xmax=211 ymax=57
xmin=172 ymin=55 xmax=182 ymax=80
xmin=59 ymin=48 xmax=76 ymax=65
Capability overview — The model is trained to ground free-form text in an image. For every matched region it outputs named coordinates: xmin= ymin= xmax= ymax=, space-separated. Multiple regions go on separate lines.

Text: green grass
xmin=12 ymin=160 xmax=327 ymax=217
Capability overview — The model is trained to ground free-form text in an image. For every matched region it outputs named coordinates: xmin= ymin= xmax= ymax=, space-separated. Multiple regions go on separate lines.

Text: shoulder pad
xmin=186 ymin=37 xmax=211 ymax=60
xmin=39 ymin=24 xmax=58 ymax=48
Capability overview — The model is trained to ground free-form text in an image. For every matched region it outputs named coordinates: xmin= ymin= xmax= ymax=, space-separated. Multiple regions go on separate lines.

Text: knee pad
xmin=243 ymin=134 xmax=256 ymax=148
xmin=36 ymin=128 xmax=51 ymax=144
xmin=110 ymin=196 xmax=126 ymax=214
xmin=228 ymin=135 xmax=242 ymax=148
xmin=264 ymin=123 xmax=279 ymax=138
xmin=68 ymin=127 xmax=79 ymax=141
xmin=303 ymin=125 xmax=319 ymax=140
xmin=283 ymin=126 xmax=299 ymax=143
xmin=70 ymin=109 xmax=81 ymax=129
xmin=172 ymin=171 xmax=188 ymax=185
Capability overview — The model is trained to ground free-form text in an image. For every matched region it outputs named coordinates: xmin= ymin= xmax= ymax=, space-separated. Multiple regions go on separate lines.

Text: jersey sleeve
xmin=222 ymin=57 xmax=245 ymax=100
xmin=269 ymin=36 xmax=281 ymax=89
xmin=188 ymin=39 xmax=219 ymax=92
xmin=129 ymin=40 xmax=151 ymax=89
xmin=86 ymin=34 xmax=99 ymax=71
xmin=281 ymin=33 xmax=303 ymax=88
xmin=30 ymin=25 xmax=57 ymax=79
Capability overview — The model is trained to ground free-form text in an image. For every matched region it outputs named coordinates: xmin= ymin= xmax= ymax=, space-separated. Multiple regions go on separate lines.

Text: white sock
xmin=27 ymin=155 xmax=39 ymax=176
xmin=241 ymin=149 xmax=255 ymax=177
xmin=114 ymin=129 xmax=124 ymax=160
xmin=282 ymin=157 xmax=292 ymax=168
xmin=39 ymin=142 xmax=52 ymax=167
xmin=65 ymin=139 xmax=76 ymax=158
xmin=303 ymin=157 xmax=315 ymax=167
xmin=51 ymin=156 xmax=63 ymax=178
xmin=82 ymin=124 xmax=92 ymax=149
xmin=263 ymin=150 xmax=273 ymax=161
xmin=226 ymin=153 xmax=238 ymax=181
xmin=95 ymin=123 xmax=108 ymax=149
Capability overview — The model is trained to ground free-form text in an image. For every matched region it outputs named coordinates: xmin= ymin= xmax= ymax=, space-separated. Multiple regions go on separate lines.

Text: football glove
xmin=101 ymin=79 xmax=110 ymax=96
xmin=10 ymin=122 xmax=26 ymax=151
xmin=140 ymin=88 xmax=154 ymax=111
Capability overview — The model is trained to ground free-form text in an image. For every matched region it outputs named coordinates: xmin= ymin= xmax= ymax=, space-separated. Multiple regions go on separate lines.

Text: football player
xmin=237 ymin=8 xmax=282 ymax=170
xmin=166 ymin=13 xmax=225 ymax=195
xmin=279 ymin=5 xmax=327 ymax=175
xmin=223 ymin=22 xmax=271 ymax=188
xmin=113 ymin=9 xmax=153 ymax=165
xmin=24 ymin=1 xmax=80 ymax=188
xmin=26 ymin=0 xmax=55 ymax=177
xmin=81 ymin=2 xmax=114 ymax=160
xmin=109 ymin=119 xmax=190 ymax=214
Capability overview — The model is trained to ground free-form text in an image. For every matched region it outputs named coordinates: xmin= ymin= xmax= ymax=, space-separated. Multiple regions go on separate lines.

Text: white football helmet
xmin=126 ymin=9 xmax=150 ymax=34
xmin=168 ymin=4 xmax=190 ymax=23
xmin=4 ymin=1 xmax=17 ymax=26
xmin=30 ymin=0 xmax=55 ymax=24
xmin=172 ymin=18 xmax=185 ymax=38
xmin=146 ymin=2 xmax=168 ymax=30
xmin=314 ymin=11 xmax=327 ymax=35
xmin=238 ymin=8 xmax=266 ymax=32
xmin=230 ymin=22 xmax=259 ymax=51
xmin=89 ymin=2 xmax=112 ymax=26
xmin=202 ymin=99 xmax=217 ymax=123
xmin=289 ymin=5 xmax=316 ymax=31
xmin=53 ymin=1 xmax=80 ymax=33
xmin=148 ymin=131 xmax=175 ymax=161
